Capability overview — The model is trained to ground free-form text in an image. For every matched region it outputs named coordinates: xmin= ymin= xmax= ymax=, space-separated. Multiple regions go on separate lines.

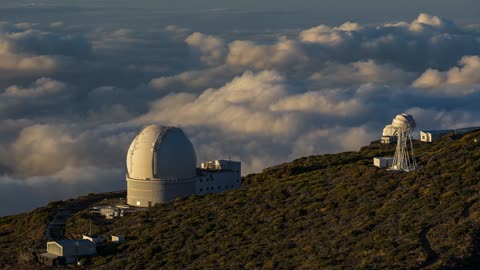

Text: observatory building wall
xmin=381 ymin=136 xmax=396 ymax=144
xmin=196 ymin=170 xmax=241 ymax=195
xmin=197 ymin=160 xmax=241 ymax=195
xmin=126 ymin=177 xmax=196 ymax=207
xmin=125 ymin=125 xmax=242 ymax=207
xmin=373 ymin=157 xmax=394 ymax=168
xmin=47 ymin=240 xmax=96 ymax=263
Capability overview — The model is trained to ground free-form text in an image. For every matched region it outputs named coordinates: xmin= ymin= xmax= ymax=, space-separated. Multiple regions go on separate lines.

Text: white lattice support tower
xmin=391 ymin=127 xmax=417 ymax=171
xmin=389 ymin=113 xmax=417 ymax=172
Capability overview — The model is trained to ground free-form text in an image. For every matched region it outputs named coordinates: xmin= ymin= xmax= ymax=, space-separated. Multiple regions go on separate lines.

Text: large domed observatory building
xmin=126 ymin=125 xmax=241 ymax=207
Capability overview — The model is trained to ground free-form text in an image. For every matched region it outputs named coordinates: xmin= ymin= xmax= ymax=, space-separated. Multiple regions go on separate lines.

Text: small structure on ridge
xmin=374 ymin=113 xmax=417 ymax=172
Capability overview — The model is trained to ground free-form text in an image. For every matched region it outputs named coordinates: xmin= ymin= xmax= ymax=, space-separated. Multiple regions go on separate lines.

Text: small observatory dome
xmin=392 ymin=113 xmax=416 ymax=130
xmin=126 ymin=125 xmax=197 ymax=180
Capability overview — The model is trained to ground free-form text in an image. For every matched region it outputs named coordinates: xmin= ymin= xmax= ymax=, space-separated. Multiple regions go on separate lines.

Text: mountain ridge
xmin=1 ymin=130 xmax=480 ymax=269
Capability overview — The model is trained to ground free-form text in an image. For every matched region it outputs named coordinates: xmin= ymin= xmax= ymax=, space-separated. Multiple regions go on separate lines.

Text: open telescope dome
xmin=126 ymin=125 xmax=197 ymax=180
xmin=392 ymin=113 xmax=416 ymax=130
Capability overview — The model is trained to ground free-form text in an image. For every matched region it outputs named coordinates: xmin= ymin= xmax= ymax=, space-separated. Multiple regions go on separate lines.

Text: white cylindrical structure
xmin=126 ymin=125 xmax=197 ymax=207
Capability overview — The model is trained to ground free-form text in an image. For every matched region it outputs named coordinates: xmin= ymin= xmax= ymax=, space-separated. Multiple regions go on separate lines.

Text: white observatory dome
xmin=392 ymin=113 xmax=416 ymax=130
xmin=382 ymin=124 xmax=396 ymax=136
xmin=126 ymin=125 xmax=197 ymax=180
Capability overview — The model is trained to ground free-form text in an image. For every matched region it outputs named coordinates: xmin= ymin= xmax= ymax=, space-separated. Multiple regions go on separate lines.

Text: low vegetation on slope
xmin=64 ymin=131 xmax=480 ymax=269
xmin=0 ymin=202 xmax=57 ymax=269
xmin=0 ymin=193 xmax=125 ymax=270
xmin=2 ymin=131 xmax=480 ymax=269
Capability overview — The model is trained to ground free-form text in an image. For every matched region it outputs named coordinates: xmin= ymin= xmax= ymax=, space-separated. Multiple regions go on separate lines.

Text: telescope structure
xmin=390 ymin=113 xmax=417 ymax=171
xmin=126 ymin=125 xmax=241 ymax=207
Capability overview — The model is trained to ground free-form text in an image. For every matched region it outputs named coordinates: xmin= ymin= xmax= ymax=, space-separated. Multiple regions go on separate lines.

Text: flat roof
xmin=420 ymin=129 xmax=454 ymax=134
xmin=50 ymin=239 xmax=95 ymax=248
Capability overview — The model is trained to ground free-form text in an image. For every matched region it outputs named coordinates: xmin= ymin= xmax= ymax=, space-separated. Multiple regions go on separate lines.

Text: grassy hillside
xmin=0 ymin=193 xmax=124 ymax=270
xmin=67 ymin=131 xmax=480 ymax=269
xmin=0 ymin=202 xmax=56 ymax=269
xmin=3 ymin=131 xmax=480 ymax=269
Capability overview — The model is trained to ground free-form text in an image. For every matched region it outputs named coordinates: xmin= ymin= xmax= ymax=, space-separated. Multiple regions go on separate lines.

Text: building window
xmin=200 ymin=188 xmax=203 ymax=191
xmin=200 ymin=179 xmax=203 ymax=182
xmin=218 ymin=186 xmax=221 ymax=190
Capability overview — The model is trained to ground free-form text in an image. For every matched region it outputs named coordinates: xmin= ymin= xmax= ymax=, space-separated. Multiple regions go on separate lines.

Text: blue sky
xmin=0 ymin=1 xmax=479 ymax=215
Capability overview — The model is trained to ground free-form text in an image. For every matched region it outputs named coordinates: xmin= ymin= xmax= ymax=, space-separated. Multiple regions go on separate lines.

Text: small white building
xmin=373 ymin=157 xmax=394 ymax=168
xmin=91 ymin=204 xmax=135 ymax=219
xmin=381 ymin=124 xmax=397 ymax=144
xmin=47 ymin=240 xmax=96 ymax=264
xmin=200 ymin=160 xmax=241 ymax=171
xmin=420 ymin=126 xmax=480 ymax=142
xmin=99 ymin=206 xmax=123 ymax=219
xmin=419 ymin=130 xmax=453 ymax=142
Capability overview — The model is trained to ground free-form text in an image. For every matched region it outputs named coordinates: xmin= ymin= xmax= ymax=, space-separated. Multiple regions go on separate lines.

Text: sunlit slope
xmin=2 ymin=131 xmax=480 ymax=269
xmin=66 ymin=130 xmax=480 ymax=269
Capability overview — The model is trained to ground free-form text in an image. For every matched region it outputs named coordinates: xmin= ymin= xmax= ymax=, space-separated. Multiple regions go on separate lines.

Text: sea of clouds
xmin=1 ymin=12 xmax=480 ymax=215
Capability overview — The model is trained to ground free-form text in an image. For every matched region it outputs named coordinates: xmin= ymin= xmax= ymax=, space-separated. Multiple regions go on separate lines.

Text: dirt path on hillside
xmin=417 ymin=225 xmax=438 ymax=269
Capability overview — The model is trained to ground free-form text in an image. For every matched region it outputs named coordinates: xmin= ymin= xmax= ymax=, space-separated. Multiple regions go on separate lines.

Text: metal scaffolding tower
xmin=390 ymin=114 xmax=417 ymax=172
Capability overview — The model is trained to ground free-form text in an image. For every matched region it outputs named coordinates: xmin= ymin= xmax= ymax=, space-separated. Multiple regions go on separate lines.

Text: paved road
xmin=45 ymin=208 xmax=74 ymax=241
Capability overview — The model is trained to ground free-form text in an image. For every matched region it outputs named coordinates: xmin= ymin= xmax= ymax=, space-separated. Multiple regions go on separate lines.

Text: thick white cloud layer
xmin=299 ymin=22 xmax=362 ymax=45
xmin=141 ymin=71 xmax=299 ymax=137
xmin=413 ymin=56 xmax=480 ymax=94
xmin=0 ymin=26 xmax=91 ymax=79
xmin=3 ymin=77 xmax=67 ymax=97
xmin=185 ymin=32 xmax=227 ymax=66
xmin=297 ymin=13 xmax=479 ymax=71
xmin=2 ymin=14 xmax=480 ymax=215
xmin=309 ymin=60 xmax=414 ymax=87
xmin=0 ymin=78 xmax=73 ymax=117
xmin=226 ymin=37 xmax=307 ymax=70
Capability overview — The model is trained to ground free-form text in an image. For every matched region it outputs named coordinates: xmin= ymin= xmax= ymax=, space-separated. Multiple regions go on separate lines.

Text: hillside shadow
xmin=443 ymin=229 xmax=480 ymax=270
